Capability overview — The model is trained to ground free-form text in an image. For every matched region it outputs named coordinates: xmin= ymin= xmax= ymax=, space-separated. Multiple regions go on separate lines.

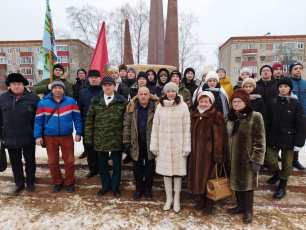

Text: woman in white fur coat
xmin=150 ymin=82 xmax=191 ymax=213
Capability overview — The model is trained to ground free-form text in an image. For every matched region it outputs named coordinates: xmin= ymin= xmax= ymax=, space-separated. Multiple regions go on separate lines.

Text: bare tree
xmin=179 ymin=12 xmax=205 ymax=77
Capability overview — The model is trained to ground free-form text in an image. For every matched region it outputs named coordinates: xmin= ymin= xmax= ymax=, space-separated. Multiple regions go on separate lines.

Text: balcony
xmin=242 ymin=49 xmax=258 ymax=54
xmin=241 ymin=61 xmax=257 ymax=67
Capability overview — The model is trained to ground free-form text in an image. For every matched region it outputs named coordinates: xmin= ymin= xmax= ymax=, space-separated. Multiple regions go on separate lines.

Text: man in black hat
xmin=78 ymin=70 xmax=102 ymax=177
xmin=33 ymin=63 xmax=74 ymax=97
xmin=0 ymin=73 xmax=40 ymax=195
xmin=73 ymin=68 xmax=88 ymax=102
xmin=84 ymin=76 xmax=127 ymax=197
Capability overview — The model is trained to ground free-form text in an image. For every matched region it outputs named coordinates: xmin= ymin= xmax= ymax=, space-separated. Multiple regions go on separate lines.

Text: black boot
xmin=227 ymin=191 xmax=244 ymax=214
xmin=78 ymin=151 xmax=88 ymax=159
xmin=274 ymin=179 xmax=287 ymax=199
xmin=10 ymin=184 xmax=25 ymax=196
xmin=267 ymin=172 xmax=280 ymax=185
xmin=292 ymin=151 xmax=305 ymax=171
xmin=242 ymin=191 xmax=253 ymax=224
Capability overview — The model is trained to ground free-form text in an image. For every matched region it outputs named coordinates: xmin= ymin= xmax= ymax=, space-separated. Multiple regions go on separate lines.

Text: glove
xmin=183 ymin=152 xmax=190 ymax=157
xmin=251 ymin=162 xmax=261 ymax=174
xmin=152 ymin=151 xmax=159 ymax=156
xmin=123 ymin=143 xmax=131 ymax=154
xmin=48 ymin=83 xmax=52 ymax=90
xmin=294 ymin=146 xmax=301 ymax=152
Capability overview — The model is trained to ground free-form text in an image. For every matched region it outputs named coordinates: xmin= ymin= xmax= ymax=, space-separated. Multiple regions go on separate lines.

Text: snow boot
xmin=163 ymin=177 xmax=173 ymax=211
xmin=173 ymin=177 xmax=182 ymax=213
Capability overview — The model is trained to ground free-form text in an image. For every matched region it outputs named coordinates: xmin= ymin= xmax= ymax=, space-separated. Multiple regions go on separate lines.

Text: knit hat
xmin=277 ymin=77 xmax=293 ymax=90
xmin=289 ymin=62 xmax=303 ymax=73
xmin=163 ymin=82 xmax=179 ymax=94
xmin=137 ymin=71 xmax=148 ymax=80
xmin=183 ymin=67 xmax=195 ymax=77
xmin=53 ymin=63 xmax=65 ymax=73
xmin=118 ymin=64 xmax=128 ymax=71
xmin=197 ymin=91 xmax=215 ymax=104
xmin=102 ymin=76 xmax=115 ymax=85
xmin=232 ymin=89 xmax=250 ymax=105
xmin=260 ymin=65 xmax=273 ymax=76
xmin=87 ymin=69 xmax=101 ymax=78
xmin=272 ymin=63 xmax=283 ymax=70
xmin=205 ymin=71 xmax=219 ymax=83
xmin=50 ymin=80 xmax=65 ymax=90
xmin=127 ymin=67 xmax=136 ymax=75
xmin=242 ymin=77 xmax=256 ymax=89
xmin=5 ymin=73 xmax=29 ymax=86
xmin=170 ymin=70 xmax=182 ymax=80
xmin=77 ymin=68 xmax=87 ymax=76
xmin=240 ymin=67 xmax=252 ymax=75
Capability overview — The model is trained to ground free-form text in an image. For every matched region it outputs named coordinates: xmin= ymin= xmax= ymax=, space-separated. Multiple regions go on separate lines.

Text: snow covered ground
xmin=0 ymin=142 xmax=305 ymax=229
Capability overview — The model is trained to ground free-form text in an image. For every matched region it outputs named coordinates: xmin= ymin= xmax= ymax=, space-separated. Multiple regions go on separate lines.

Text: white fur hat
xmin=204 ymin=71 xmax=219 ymax=83
xmin=240 ymin=67 xmax=252 ymax=75
xmin=163 ymin=82 xmax=179 ymax=94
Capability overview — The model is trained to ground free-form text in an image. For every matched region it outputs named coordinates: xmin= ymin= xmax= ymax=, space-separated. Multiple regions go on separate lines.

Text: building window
xmin=27 ymin=47 xmax=32 ymax=52
xmin=260 ymin=56 xmax=266 ymax=62
xmin=272 ymin=55 xmax=279 ymax=62
xmin=273 ymin=43 xmax=281 ymax=50
xmin=57 ymin=56 xmax=69 ymax=63
xmin=38 ymin=70 xmax=43 ymax=75
xmin=233 ymin=67 xmax=240 ymax=73
xmin=297 ymin=42 xmax=304 ymax=49
xmin=235 ymin=57 xmax=241 ymax=63
xmin=297 ymin=55 xmax=303 ymax=62
xmin=243 ymin=56 xmax=256 ymax=61
xmin=56 ymin=45 xmax=69 ymax=52
xmin=260 ymin=44 xmax=266 ymax=49
xmin=20 ymin=56 xmax=32 ymax=64
xmin=235 ymin=44 xmax=241 ymax=49
xmin=248 ymin=44 xmax=256 ymax=49
xmin=15 ymin=48 xmax=20 ymax=53
xmin=20 ymin=67 xmax=32 ymax=75
xmin=37 ymin=47 xmax=41 ymax=53
xmin=0 ymin=57 xmax=7 ymax=64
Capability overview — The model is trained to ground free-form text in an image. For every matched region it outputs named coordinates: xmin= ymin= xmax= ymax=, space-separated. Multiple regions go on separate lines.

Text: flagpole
xmin=48 ymin=51 xmax=53 ymax=81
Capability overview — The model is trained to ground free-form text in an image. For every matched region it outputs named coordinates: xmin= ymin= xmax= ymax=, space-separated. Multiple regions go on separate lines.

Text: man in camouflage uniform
xmin=84 ymin=76 xmax=127 ymax=198
xmin=33 ymin=63 xmax=74 ymax=97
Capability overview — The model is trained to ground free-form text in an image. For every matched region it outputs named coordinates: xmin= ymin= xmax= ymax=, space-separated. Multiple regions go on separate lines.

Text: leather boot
xmin=292 ymin=151 xmax=305 ymax=171
xmin=242 ymin=191 xmax=253 ymax=224
xmin=274 ymin=179 xmax=287 ymax=199
xmin=267 ymin=171 xmax=280 ymax=185
xmin=173 ymin=177 xmax=182 ymax=213
xmin=163 ymin=177 xmax=173 ymax=211
xmin=227 ymin=191 xmax=244 ymax=214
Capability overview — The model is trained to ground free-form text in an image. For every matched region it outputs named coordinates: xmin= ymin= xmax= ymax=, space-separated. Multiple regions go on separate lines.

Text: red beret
xmin=272 ymin=63 xmax=283 ymax=70
xmin=232 ymin=89 xmax=250 ymax=106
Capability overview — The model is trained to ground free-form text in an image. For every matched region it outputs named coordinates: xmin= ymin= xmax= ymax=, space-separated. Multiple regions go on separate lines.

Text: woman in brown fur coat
xmin=187 ymin=91 xmax=228 ymax=214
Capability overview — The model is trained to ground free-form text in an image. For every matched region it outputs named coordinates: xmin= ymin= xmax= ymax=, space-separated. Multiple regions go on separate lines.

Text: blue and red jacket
xmin=34 ymin=93 xmax=82 ymax=138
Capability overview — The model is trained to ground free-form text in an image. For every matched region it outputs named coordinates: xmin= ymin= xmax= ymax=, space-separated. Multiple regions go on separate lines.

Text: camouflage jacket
xmin=33 ymin=78 xmax=74 ymax=97
xmin=84 ymin=93 xmax=127 ymax=152
xmin=179 ymin=86 xmax=192 ymax=108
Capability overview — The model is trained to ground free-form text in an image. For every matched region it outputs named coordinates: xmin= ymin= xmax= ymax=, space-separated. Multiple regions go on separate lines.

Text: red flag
xmin=90 ymin=22 xmax=109 ymax=77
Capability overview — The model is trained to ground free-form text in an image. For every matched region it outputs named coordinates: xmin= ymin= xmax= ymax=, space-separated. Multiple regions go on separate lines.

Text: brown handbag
xmin=206 ymin=164 xmax=232 ymax=201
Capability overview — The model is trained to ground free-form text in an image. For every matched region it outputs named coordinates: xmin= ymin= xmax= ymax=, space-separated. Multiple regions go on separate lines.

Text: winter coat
xmin=123 ymin=95 xmax=159 ymax=161
xmin=78 ymin=85 xmax=102 ymax=123
xmin=84 ymin=93 xmax=127 ymax=152
xmin=33 ymin=78 xmax=74 ymax=97
xmin=291 ymin=77 xmax=306 ymax=113
xmin=73 ymin=78 xmax=88 ymax=102
xmin=0 ymin=90 xmax=39 ymax=148
xmin=187 ymin=107 xmax=228 ymax=194
xmin=227 ymin=109 xmax=266 ymax=191
xmin=150 ymin=100 xmax=191 ymax=176
xmin=220 ymin=76 xmax=234 ymax=99
xmin=249 ymin=93 xmax=266 ymax=121
xmin=181 ymin=78 xmax=198 ymax=96
xmin=118 ymin=78 xmax=136 ymax=100
xmin=267 ymin=96 xmax=306 ymax=150
xmin=179 ymin=86 xmax=192 ymax=108
xmin=255 ymin=78 xmax=278 ymax=105
xmin=34 ymin=93 xmax=82 ymax=138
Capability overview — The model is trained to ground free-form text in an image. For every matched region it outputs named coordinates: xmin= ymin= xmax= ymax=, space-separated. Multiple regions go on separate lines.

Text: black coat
xmin=0 ymin=90 xmax=39 ymax=148
xmin=249 ymin=93 xmax=266 ymax=122
xmin=73 ymin=78 xmax=88 ymax=102
xmin=182 ymin=79 xmax=198 ymax=96
xmin=78 ymin=85 xmax=102 ymax=122
xmin=117 ymin=79 xmax=136 ymax=99
xmin=267 ymin=96 xmax=306 ymax=149
xmin=255 ymin=79 xmax=278 ymax=104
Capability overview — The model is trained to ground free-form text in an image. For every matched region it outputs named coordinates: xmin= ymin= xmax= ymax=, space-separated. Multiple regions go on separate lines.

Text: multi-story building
xmin=0 ymin=39 xmax=93 ymax=91
xmin=218 ymin=35 xmax=306 ymax=83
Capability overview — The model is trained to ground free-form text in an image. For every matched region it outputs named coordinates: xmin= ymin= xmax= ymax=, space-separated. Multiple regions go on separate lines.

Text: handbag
xmin=206 ymin=163 xmax=232 ymax=201
xmin=0 ymin=141 xmax=7 ymax=172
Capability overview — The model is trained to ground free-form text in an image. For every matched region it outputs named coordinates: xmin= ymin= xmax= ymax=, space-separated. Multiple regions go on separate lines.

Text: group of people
xmin=0 ymin=61 xmax=305 ymax=224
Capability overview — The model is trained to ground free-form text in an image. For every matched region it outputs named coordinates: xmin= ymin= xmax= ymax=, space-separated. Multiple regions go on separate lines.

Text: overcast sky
xmin=1 ymin=0 xmax=306 ymax=66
